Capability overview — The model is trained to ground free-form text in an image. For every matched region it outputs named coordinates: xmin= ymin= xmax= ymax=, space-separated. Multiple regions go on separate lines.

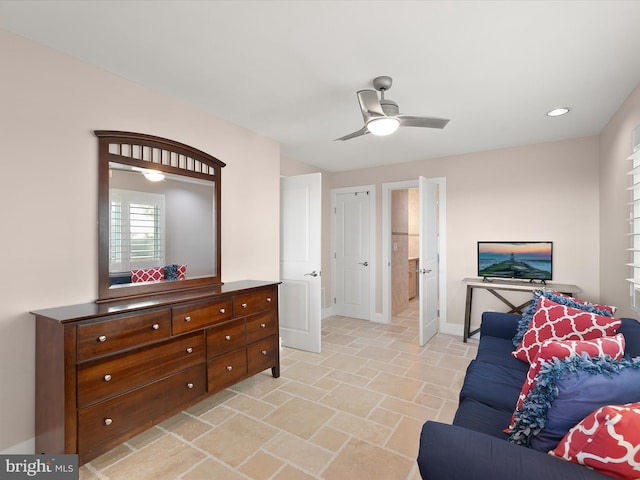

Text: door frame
xmin=381 ymin=178 xmax=448 ymax=330
xmin=331 ymin=185 xmax=376 ymax=321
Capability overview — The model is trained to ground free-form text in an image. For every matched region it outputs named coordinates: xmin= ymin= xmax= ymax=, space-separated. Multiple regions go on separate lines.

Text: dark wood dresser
xmin=33 ymin=280 xmax=280 ymax=464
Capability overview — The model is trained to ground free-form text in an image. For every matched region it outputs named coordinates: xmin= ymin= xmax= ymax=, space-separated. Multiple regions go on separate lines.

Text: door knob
xmin=304 ymin=270 xmax=319 ymax=277
xmin=358 ymin=262 xmax=369 ymax=267
xmin=420 ymin=268 xmax=433 ymax=274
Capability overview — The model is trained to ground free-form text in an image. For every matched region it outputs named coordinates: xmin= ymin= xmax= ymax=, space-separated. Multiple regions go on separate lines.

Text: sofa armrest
xmin=418 ymin=421 xmax=609 ymax=480
xmin=480 ymin=311 xmax=521 ymax=340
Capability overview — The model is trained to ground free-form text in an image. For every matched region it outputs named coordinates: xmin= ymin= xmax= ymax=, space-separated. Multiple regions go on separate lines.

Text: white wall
xmin=329 ymin=136 xmax=602 ymax=332
xmin=599 ymin=84 xmax=640 ymax=318
xmin=0 ymin=29 xmax=280 ymax=453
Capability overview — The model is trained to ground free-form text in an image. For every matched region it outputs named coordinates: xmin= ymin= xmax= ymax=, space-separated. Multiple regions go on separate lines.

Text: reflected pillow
xmin=131 ymin=267 xmax=164 ymax=283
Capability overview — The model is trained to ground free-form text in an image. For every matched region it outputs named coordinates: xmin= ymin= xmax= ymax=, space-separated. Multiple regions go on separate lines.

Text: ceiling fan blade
xmin=397 ymin=115 xmax=450 ymax=129
xmin=357 ymin=89 xmax=384 ymax=122
xmin=334 ymin=125 xmax=369 ymax=141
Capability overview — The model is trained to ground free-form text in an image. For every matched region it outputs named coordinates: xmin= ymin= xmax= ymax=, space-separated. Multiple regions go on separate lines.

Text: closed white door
xmin=279 ymin=173 xmax=322 ymax=353
xmin=419 ymin=176 xmax=439 ymax=345
xmin=333 ymin=191 xmax=370 ymax=320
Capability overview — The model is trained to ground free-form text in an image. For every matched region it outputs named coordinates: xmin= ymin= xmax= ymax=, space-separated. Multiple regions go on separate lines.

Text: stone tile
xmin=367 ymin=371 xmax=423 ymax=401
xmin=310 ymin=426 xmax=349 ymax=452
xmin=182 ymin=458 xmax=247 ymax=480
xmin=322 ymin=438 xmax=414 ymax=480
xmin=322 ymin=383 xmax=383 ymax=418
xmin=266 ymin=432 xmax=334 ymax=475
xmin=103 ymin=435 xmax=204 ymax=479
xmin=238 ymin=451 xmax=284 ymax=480
xmin=158 ymin=412 xmax=211 ymax=441
xmin=385 ymin=416 xmax=424 ymax=457
xmin=194 ymin=414 xmax=277 ymax=467
xmin=282 ymin=361 xmax=332 ymax=385
xmin=224 ymin=393 xmax=276 ymax=419
xmin=272 ymin=465 xmax=317 ymax=480
xmin=328 ymin=412 xmax=391 ymax=446
xmin=263 ymin=396 xmax=335 ymax=439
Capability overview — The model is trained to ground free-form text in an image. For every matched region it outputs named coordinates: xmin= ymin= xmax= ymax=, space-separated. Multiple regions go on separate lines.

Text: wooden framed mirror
xmin=95 ymin=131 xmax=224 ymax=302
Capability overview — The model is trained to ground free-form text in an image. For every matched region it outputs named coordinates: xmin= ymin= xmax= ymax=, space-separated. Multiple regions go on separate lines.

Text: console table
xmin=462 ymin=278 xmax=580 ymax=342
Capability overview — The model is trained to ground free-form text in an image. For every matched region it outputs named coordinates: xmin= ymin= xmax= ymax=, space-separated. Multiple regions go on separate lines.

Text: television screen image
xmin=477 ymin=241 xmax=553 ymax=281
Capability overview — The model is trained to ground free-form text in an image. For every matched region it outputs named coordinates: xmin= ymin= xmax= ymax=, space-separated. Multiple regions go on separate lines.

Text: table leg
xmin=464 ymin=285 xmax=473 ymax=343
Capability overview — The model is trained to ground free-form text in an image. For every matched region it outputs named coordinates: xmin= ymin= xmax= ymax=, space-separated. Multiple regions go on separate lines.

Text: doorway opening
xmin=382 ymin=178 xmax=447 ymax=336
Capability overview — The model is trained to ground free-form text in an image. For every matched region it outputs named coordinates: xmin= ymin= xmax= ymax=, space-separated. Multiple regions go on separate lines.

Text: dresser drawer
xmin=206 ymin=319 xmax=245 ymax=358
xmin=77 ymin=332 xmax=205 ymax=408
xmin=247 ymin=335 xmax=278 ymax=375
xmin=246 ymin=310 xmax=278 ymax=343
xmin=78 ymin=363 xmax=205 ymax=463
xmin=172 ymin=297 xmax=233 ymax=335
xmin=207 ymin=348 xmax=247 ymax=391
xmin=233 ymin=286 xmax=277 ymax=317
xmin=77 ymin=309 xmax=171 ymax=361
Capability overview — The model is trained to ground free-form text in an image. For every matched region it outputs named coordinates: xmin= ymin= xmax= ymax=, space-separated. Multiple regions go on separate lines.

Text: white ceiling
xmin=1 ymin=1 xmax=640 ymax=172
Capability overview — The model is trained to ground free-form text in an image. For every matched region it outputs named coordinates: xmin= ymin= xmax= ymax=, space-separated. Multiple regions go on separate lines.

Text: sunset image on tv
xmin=478 ymin=242 xmax=552 ymax=280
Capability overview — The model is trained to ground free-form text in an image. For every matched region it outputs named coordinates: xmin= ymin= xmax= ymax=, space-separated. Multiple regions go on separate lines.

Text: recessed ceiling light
xmin=546 ymin=107 xmax=571 ymax=117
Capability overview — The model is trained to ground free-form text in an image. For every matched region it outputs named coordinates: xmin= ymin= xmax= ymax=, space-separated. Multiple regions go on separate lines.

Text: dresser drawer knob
xmin=184 ymin=316 xmax=191 ymax=322
xmin=226 ymin=365 xmax=233 ymax=371
xmin=267 ymin=297 xmax=272 ymax=302
xmin=241 ymin=303 xmax=247 ymax=308
xmin=261 ymin=350 xmax=268 ymax=355
xmin=225 ymin=335 xmax=231 ymax=341
xmin=97 ymin=335 xmax=107 ymax=343
xmin=187 ymin=382 xmax=194 ymax=389
xmin=186 ymin=347 xmax=193 ymax=354
xmin=103 ymin=374 xmax=112 ymax=382
xmin=152 ymin=323 xmax=160 ymax=330
xmin=260 ymin=323 xmax=266 ymax=328
xmin=104 ymin=418 xmax=113 ymax=426
xmin=220 ymin=308 xmax=226 ymax=314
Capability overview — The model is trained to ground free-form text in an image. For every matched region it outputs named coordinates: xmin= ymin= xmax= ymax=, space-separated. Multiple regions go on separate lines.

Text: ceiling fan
xmin=335 ymin=76 xmax=450 ymax=141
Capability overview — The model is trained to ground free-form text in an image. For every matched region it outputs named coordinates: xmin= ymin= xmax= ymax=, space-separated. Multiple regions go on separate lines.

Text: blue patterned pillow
xmin=508 ymin=354 xmax=640 ymax=452
xmin=512 ymin=290 xmax=614 ymax=347
xmin=164 ymin=264 xmax=179 ymax=281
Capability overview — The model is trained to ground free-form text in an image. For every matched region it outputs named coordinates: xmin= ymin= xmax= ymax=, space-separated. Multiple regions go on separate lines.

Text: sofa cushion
xmin=453 ymin=398 xmax=512 ymax=440
xmin=507 ymin=335 xmax=625 ymax=431
xmin=512 ymin=296 xmax=621 ymax=364
xmin=513 ymin=290 xmax=616 ymax=348
xmin=550 ymin=402 xmax=640 ymax=479
xmin=509 ymin=355 xmax=640 ymax=453
xmin=459 ymin=360 xmax=525 ymax=412
xmin=476 ymin=336 xmax=530 ymax=373
xmin=618 ymin=317 xmax=640 ymax=358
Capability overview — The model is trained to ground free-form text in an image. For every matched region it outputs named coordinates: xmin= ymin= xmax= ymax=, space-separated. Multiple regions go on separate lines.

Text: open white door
xmin=419 ymin=176 xmax=439 ymax=346
xmin=279 ymin=173 xmax=322 ymax=353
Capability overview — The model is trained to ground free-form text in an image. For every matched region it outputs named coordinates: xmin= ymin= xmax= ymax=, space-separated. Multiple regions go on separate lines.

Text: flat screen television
xmin=477 ymin=241 xmax=553 ymax=281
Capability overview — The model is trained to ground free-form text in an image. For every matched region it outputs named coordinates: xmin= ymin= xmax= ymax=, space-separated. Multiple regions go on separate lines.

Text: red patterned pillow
xmin=177 ymin=264 xmax=187 ymax=280
xmin=550 ymin=291 xmax=617 ymax=315
xmin=512 ymin=296 xmax=621 ymax=364
xmin=131 ymin=267 xmax=165 ymax=283
xmin=506 ymin=335 xmax=626 ymax=432
xmin=550 ymin=403 xmax=640 ymax=478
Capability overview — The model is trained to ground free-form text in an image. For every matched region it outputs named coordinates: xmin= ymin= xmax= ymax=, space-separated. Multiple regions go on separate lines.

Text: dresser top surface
xmin=32 ymin=280 xmax=280 ymax=323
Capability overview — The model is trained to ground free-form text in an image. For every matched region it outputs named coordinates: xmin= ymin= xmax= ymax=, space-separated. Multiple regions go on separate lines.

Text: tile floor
xmin=79 ymin=303 xmax=478 ymax=480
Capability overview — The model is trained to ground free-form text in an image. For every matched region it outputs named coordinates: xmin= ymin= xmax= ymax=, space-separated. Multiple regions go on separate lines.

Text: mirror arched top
xmin=96 ymin=130 xmax=225 ymax=302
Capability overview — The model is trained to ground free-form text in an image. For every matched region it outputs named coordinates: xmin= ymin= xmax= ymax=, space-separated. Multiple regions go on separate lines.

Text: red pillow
xmin=131 ymin=267 xmax=165 ymax=283
xmin=512 ymin=296 xmax=621 ymax=364
xmin=550 ymin=291 xmax=617 ymax=315
xmin=550 ymin=403 xmax=640 ymax=479
xmin=177 ymin=264 xmax=187 ymax=280
xmin=506 ymin=335 xmax=626 ymax=432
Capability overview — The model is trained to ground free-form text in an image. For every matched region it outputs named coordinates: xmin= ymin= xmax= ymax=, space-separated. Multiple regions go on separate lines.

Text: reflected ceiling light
xmin=546 ymin=107 xmax=571 ymax=117
xmin=143 ymin=170 xmax=165 ymax=182
xmin=366 ymin=117 xmax=400 ymax=136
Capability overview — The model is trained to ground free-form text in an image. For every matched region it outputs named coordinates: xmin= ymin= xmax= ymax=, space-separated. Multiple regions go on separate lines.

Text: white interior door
xmin=333 ymin=191 xmax=370 ymax=320
xmin=279 ymin=173 xmax=322 ymax=353
xmin=419 ymin=176 xmax=439 ymax=346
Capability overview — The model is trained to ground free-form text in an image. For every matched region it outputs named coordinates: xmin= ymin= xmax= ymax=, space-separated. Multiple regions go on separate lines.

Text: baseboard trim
xmin=1 ymin=437 xmax=34 ymax=455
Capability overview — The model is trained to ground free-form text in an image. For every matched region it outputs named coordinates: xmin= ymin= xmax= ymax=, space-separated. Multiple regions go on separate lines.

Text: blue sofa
xmin=417 ymin=311 xmax=640 ymax=479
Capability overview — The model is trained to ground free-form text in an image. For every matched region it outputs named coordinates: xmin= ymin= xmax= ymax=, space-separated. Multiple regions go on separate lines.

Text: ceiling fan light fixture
xmin=367 ymin=117 xmax=400 ymax=136
xmin=546 ymin=107 xmax=571 ymax=117
xmin=143 ymin=170 xmax=165 ymax=182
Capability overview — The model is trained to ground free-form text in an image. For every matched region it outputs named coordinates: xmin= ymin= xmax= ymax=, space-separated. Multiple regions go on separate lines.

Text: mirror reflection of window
xmin=110 ymin=189 xmax=166 ymax=273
